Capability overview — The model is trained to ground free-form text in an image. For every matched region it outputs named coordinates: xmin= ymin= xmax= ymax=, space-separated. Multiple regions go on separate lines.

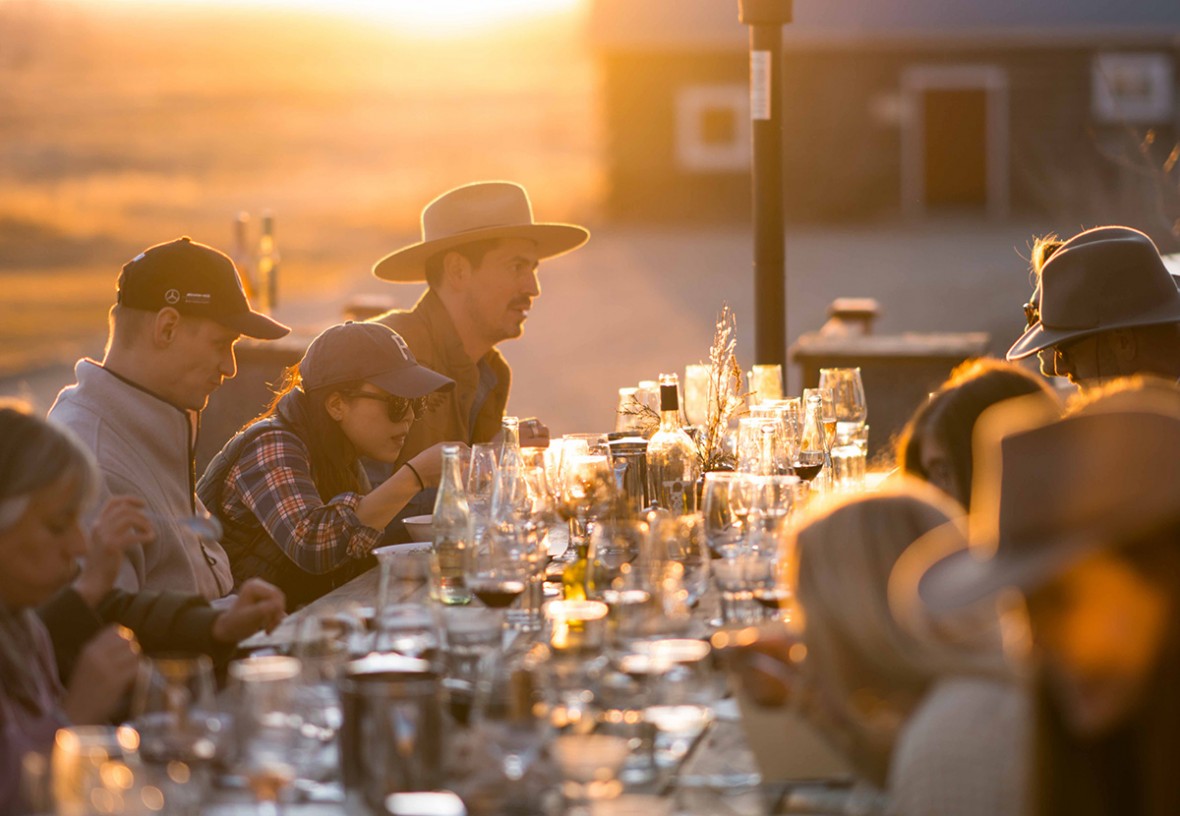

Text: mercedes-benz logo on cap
xmin=165 ymin=289 xmax=181 ymax=304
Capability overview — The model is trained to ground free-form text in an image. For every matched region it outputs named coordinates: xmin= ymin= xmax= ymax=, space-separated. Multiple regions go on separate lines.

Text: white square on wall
xmin=675 ymin=83 xmax=752 ymax=172
xmin=1092 ymin=52 xmax=1175 ymax=124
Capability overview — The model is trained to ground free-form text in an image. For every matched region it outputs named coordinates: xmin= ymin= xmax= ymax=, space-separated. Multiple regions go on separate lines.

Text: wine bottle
xmin=645 ymin=373 xmax=700 ymax=514
xmin=432 ymin=444 xmax=472 ymax=605
xmin=256 ymin=210 xmax=280 ymax=313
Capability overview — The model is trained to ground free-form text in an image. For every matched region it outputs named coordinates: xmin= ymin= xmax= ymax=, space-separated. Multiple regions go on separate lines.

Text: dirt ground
xmin=0 ymin=216 xmax=1065 ymax=434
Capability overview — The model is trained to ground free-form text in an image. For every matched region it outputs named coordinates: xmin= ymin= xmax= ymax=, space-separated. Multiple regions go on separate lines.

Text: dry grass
xmin=0 ymin=0 xmax=601 ymax=372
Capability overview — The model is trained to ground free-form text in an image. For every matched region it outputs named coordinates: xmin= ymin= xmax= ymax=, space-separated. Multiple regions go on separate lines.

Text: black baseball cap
xmin=117 ymin=236 xmax=290 ymax=340
xmin=300 ymin=322 xmax=454 ymax=398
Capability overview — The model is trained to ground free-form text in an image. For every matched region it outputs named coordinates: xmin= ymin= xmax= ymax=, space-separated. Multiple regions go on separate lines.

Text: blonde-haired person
xmin=735 ymin=482 xmax=1027 ymax=816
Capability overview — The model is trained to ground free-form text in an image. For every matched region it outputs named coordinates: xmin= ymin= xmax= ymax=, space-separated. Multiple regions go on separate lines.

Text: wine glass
xmin=586 ymin=519 xmax=648 ymax=606
xmin=650 ymin=513 xmax=710 ymax=609
xmin=472 ymin=645 xmax=551 ymax=781
xmin=131 ymin=654 xmax=223 ymax=811
xmin=466 ymin=522 xmax=531 ymax=640
xmin=229 ymin=656 xmax=302 ymax=816
xmin=819 ymin=367 xmax=868 ymax=439
xmin=51 ymin=726 xmax=144 ymax=816
xmin=701 ymin=472 xmax=743 ymax=557
xmin=373 ymin=603 xmax=441 ymax=661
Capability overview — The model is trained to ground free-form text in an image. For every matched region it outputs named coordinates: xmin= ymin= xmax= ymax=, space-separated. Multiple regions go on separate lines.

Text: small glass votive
xmin=547 ymin=600 xmax=609 ymax=655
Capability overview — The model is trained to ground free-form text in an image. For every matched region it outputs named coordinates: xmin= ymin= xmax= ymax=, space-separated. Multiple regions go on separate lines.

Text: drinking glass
xmin=544 ymin=600 xmax=610 ymax=730
xmin=438 ymin=606 xmax=503 ymax=727
xmin=586 ymin=519 xmax=648 ymax=605
xmin=466 ymin=521 xmax=531 ymax=639
xmin=749 ymin=364 xmax=784 ymax=402
xmin=701 ymin=472 xmax=743 ymax=557
xmin=682 ymin=364 xmax=711 ymax=427
xmin=466 ymin=443 xmax=498 ymax=538
xmin=633 ymin=639 xmax=719 ymax=768
xmin=131 ymin=654 xmax=223 ymax=811
xmin=373 ymin=603 xmax=441 ymax=661
xmin=794 ymin=394 xmax=827 ymax=485
xmin=228 ymin=656 xmax=302 ymax=816
xmin=551 ymin=733 xmax=630 ymax=809
xmin=819 ymin=367 xmax=868 ymax=438
xmin=615 ymin=387 xmax=643 ymax=434
xmin=52 ymin=726 xmax=143 ymax=816
xmin=650 ymin=513 xmax=710 ymax=609
xmin=472 ymin=646 xmax=551 ymax=781
xmin=374 ymin=546 xmax=432 ymax=620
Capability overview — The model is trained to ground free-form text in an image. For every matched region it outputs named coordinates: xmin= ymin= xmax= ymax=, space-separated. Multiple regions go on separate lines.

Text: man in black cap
xmin=1007 ymin=226 xmax=1180 ymax=386
xmin=49 ymin=237 xmax=290 ymax=601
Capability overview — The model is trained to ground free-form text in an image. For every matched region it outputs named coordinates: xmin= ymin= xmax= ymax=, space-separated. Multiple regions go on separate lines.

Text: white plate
xmin=372 ymin=541 xmax=432 ymax=557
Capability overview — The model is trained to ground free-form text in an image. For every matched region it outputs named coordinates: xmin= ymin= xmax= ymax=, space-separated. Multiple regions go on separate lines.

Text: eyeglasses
xmin=344 ymin=391 xmax=430 ymax=421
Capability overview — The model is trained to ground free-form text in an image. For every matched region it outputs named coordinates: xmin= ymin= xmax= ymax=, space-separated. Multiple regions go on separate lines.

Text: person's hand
xmin=407 ymin=441 xmax=469 ymax=489
xmin=721 ymin=626 xmax=800 ymax=708
xmin=74 ymin=496 xmax=155 ymax=608
xmin=519 ymin=418 xmax=550 ymax=449
xmin=61 ymin=625 xmax=139 ymax=724
xmin=211 ymin=579 xmax=286 ymax=644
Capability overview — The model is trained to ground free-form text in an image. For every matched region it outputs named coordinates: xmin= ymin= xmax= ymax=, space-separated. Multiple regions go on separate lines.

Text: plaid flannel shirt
xmin=220 ymin=428 xmax=381 ymax=574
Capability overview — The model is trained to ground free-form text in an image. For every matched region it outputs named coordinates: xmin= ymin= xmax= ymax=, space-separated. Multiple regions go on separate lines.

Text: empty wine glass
xmin=701 ymin=472 xmax=742 ymax=557
xmin=229 ymin=656 xmax=302 ymax=816
xmin=472 ymin=645 xmax=551 ymax=781
xmin=373 ymin=604 xmax=441 ymax=661
xmin=819 ymin=367 xmax=868 ymax=438
xmin=650 ymin=513 xmax=710 ymax=609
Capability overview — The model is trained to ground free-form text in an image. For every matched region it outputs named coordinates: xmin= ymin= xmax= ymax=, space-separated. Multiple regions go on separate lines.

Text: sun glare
xmin=94 ymin=0 xmax=583 ymax=36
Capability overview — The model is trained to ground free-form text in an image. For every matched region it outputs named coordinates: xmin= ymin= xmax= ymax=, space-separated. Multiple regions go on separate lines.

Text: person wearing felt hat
xmin=900 ymin=384 xmax=1180 ymax=815
xmin=49 ymin=237 xmax=290 ymax=601
xmin=1008 ymin=226 xmax=1180 ymax=386
xmin=371 ymin=181 xmax=589 ymax=467
xmin=198 ymin=322 xmax=459 ymax=610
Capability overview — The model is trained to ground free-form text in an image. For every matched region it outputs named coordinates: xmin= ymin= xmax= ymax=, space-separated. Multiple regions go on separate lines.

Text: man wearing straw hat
xmin=371 ymin=181 xmax=590 ymax=466
xmin=1007 ymin=226 xmax=1180 ymax=386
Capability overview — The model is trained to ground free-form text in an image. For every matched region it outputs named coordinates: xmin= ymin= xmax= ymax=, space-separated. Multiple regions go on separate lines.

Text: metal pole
xmin=739 ymin=0 xmax=792 ymax=370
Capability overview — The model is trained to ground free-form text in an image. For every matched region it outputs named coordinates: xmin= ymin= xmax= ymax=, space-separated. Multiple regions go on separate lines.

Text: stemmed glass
xmin=650 ymin=513 xmax=710 ymax=609
xmin=819 ymin=367 xmax=868 ymax=438
xmin=701 ymin=472 xmax=743 ymax=557
xmin=131 ymin=655 xmax=223 ymax=812
xmin=472 ymin=645 xmax=551 ymax=782
xmin=466 ymin=522 xmax=531 ymax=642
xmin=229 ymin=656 xmax=302 ymax=816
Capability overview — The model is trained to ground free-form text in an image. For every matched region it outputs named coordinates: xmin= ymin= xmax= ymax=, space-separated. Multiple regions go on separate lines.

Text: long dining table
xmin=222 ymin=551 xmax=861 ymax=816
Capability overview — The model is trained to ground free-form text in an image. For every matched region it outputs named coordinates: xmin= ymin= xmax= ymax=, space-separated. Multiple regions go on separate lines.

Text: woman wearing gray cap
xmin=198 ymin=322 xmax=457 ymax=610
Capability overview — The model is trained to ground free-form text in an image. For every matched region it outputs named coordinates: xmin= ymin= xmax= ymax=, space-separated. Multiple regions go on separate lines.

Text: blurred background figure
xmin=734 ymin=483 xmax=1027 ymax=816
xmin=897 ymin=357 xmax=1060 ymax=509
xmin=914 ymin=381 xmax=1180 ymax=816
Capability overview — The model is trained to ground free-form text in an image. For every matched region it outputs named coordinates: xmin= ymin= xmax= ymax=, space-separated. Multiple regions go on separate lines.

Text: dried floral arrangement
xmin=616 ymin=398 xmax=660 ymax=437
xmin=697 ymin=303 xmax=748 ymax=473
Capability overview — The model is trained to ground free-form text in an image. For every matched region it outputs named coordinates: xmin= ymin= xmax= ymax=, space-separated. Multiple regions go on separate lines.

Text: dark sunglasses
xmin=344 ymin=391 xmax=429 ymax=421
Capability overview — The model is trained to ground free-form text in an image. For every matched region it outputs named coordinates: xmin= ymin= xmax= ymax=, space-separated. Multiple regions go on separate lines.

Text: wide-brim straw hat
xmin=1007 ymin=226 xmax=1180 ymax=361
xmin=373 ymin=181 xmax=590 ymax=283
xmin=906 ymin=389 xmax=1180 ymax=615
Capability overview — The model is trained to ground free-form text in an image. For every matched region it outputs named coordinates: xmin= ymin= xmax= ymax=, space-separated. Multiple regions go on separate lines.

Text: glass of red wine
xmin=466 ymin=523 xmax=531 ymax=644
